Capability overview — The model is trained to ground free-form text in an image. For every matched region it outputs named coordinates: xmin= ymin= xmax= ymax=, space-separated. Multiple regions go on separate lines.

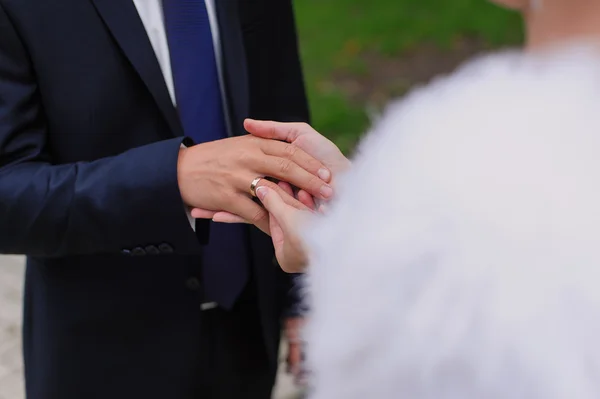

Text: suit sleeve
xmin=0 ymin=3 xmax=204 ymax=257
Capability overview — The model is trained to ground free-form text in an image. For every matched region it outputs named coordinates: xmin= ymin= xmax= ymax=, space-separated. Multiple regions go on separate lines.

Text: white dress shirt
xmin=132 ymin=0 xmax=227 ymax=114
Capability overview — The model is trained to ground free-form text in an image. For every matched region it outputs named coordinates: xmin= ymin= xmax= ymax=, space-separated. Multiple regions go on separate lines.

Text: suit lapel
xmin=215 ymin=0 xmax=250 ymax=136
xmin=90 ymin=0 xmax=183 ymax=137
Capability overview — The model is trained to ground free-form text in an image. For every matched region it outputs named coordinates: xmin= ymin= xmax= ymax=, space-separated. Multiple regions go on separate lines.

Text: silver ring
xmin=250 ymin=177 xmax=263 ymax=198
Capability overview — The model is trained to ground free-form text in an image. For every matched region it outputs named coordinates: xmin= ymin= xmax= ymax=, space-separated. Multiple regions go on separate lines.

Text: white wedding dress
xmin=305 ymin=45 xmax=600 ymax=398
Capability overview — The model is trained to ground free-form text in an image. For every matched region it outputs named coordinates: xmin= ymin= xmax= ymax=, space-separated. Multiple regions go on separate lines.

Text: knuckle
xmin=220 ymin=171 xmax=237 ymax=189
xmin=282 ymin=143 xmax=298 ymax=158
xmin=239 ymin=135 xmax=257 ymax=148
xmin=278 ymin=159 xmax=293 ymax=174
xmin=238 ymin=148 xmax=259 ymax=165
xmin=294 ymin=122 xmax=312 ymax=137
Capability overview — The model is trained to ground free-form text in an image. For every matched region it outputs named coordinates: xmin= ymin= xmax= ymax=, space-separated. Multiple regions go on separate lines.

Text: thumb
xmin=255 ymin=186 xmax=294 ymax=230
xmin=244 ymin=119 xmax=276 ymax=139
xmin=244 ymin=119 xmax=305 ymax=143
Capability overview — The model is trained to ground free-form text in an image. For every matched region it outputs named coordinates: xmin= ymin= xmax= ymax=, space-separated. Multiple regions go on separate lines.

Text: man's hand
xmin=189 ymin=120 xmax=350 ymax=229
xmin=177 ymin=135 xmax=332 ymax=234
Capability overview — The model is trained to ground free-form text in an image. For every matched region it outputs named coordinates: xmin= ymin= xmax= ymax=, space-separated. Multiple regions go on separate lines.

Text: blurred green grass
xmin=294 ymin=0 xmax=524 ymax=152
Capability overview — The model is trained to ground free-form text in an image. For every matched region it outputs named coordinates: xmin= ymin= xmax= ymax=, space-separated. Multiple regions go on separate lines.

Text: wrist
xmin=177 ymin=145 xmax=193 ymax=207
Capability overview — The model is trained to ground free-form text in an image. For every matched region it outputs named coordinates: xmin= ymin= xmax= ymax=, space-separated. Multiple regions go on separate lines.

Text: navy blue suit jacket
xmin=0 ymin=0 xmax=309 ymax=397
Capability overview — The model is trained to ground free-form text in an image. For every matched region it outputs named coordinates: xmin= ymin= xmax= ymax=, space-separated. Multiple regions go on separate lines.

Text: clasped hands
xmin=177 ymin=119 xmax=349 ymax=273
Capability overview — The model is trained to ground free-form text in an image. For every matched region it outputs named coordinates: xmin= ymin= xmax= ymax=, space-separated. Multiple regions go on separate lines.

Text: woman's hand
xmin=255 ymin=183 xmax=310 ymax=273
xmin=190 ymin=119 xmax=348 ymax=222
xmin=192 ymin=181 xmax=310 ymax=272
xmin=244 ymin=119 xmax=351 ymax=181
xmin=245 ymin=119 xmax=350 ymax=210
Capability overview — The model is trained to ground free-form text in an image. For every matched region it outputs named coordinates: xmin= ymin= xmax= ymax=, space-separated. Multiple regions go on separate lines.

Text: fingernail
xmin=320 ymin=185 xmax=333 ymax=199
xmin=256 ymin=186 xmax=267 ymax=201
xmin=318 ymin=168 xmax=331 ymax=182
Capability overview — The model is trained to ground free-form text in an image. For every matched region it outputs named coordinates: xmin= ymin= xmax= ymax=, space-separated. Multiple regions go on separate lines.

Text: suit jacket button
xmin=158 ymin=243 xmax=174 ymax=254
xmin=131 ymin=247 xmax=146 ymax=256
xmin=145 ymin=245 xmax=160 ymax=255
xmin=185 ymin=277 xmax=201 ymax=291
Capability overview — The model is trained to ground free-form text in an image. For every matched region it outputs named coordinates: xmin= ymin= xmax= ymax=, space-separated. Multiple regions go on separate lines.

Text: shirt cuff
xmin=185 ymin=207 xmax=195 ymax=231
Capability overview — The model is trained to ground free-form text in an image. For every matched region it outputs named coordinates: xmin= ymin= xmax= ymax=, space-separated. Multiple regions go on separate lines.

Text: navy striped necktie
xmin=163 ymin=0 xmax=249 ymax=309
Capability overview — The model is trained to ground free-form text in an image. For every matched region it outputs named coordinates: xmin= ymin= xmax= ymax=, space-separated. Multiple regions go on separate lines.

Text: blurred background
xmin=294 ymin=0 xmax=523 ymax=154
xmin=0 ymin=2 xmax=523 ymax=399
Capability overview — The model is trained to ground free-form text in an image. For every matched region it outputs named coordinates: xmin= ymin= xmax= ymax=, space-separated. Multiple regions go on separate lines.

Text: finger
xmin=261 ymin=140 xmax=331 ymax=183
xmin=267 ymin=204 xmax=294 ymax=273
xmin=228 ymin=195 xmax=271 ymax=235
xmin=258 ymin=155 xmax=333 ymax=200
xmin=297 ymin=189 xmax=316 ymax=210
xmin=244 ymin=119 xmax=309 ymax=143
xmin=212 ymin=212 xmax=249 ymax=224
xmin=190 ymin=208 xmax=217 ymax=219
xmin=255 ymin=186 xmax=296 ymax=232
xmin=278 ymin=183 xmax=315 ymax=211
xmin=287 ymin=343 xmax=302 ymax=375
xmin=190 ymin=208 xmax=250 ymax=223
xmin=278 ymin=181 xmax=295 ymax=196
xmin=269 ymin=210 xmax=285 ymax=260
xmin=255 ymin=179 xmax=310 ymax=212
xmin=278 ymin=182 xmax=317 ymax=213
